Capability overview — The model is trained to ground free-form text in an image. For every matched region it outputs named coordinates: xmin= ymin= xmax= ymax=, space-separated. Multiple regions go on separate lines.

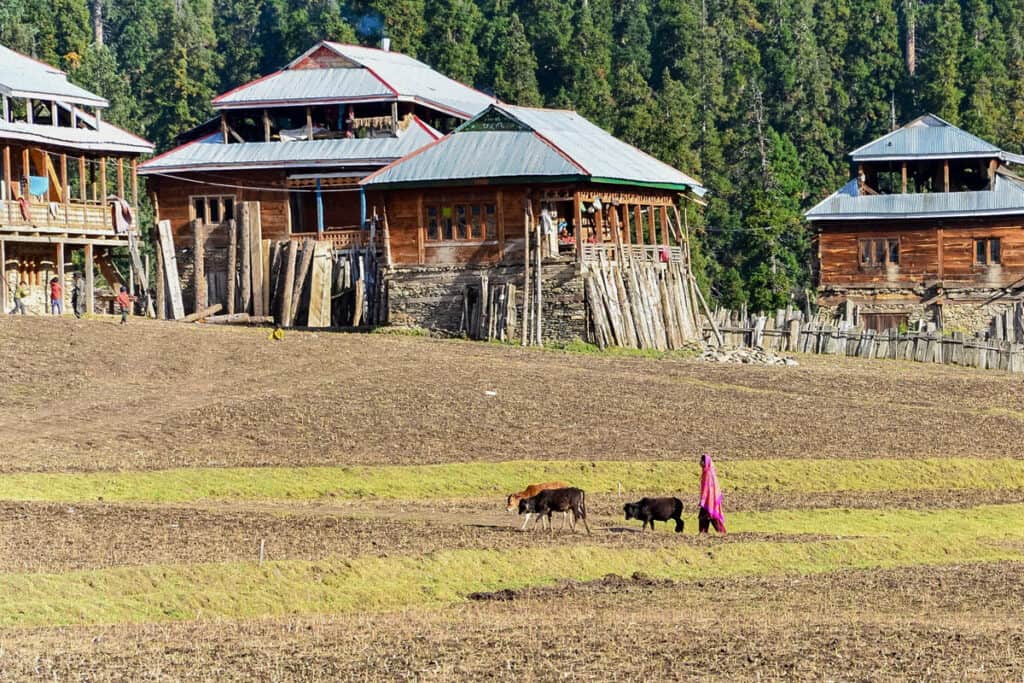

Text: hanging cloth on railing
xmin=28 ymin=175 xmax=49 ymax=198
xmin=106 ymin=196 xmax=135 ymax=234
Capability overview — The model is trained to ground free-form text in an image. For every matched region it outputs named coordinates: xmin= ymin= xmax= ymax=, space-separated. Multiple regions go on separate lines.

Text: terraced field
xmin=0 ymin=316 xmax=1022 ymax=680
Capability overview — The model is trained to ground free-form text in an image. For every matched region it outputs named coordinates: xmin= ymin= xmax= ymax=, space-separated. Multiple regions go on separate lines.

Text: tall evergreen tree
xmin=423 ymin=0 xmax=484 ymax=84
xmin=481 ymin=12 xmax=542 ymax=105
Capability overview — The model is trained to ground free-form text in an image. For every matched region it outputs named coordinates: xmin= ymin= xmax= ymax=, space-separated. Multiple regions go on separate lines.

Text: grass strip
xmin=1 ymin=458 xmax=1024 ymax=504
xmin=2 ymin=504 xmax=1024 ymax=628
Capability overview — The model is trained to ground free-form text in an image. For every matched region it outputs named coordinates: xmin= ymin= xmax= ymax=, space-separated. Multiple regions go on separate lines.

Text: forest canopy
xmin=3 ymin=0 xmax=1022 ymax=308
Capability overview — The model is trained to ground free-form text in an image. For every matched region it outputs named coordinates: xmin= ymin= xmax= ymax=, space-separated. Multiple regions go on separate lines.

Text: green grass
xmin=3 ymin=503 xmax=1023 ymax=627
xmin=2 ymin=458 xmax=1024 ymax=504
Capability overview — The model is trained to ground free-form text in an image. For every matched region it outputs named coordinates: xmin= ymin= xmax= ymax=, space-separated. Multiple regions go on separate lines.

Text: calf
xmin=507 ymin=481 xmax=570 ymax=531
xmin=518 ymin=487 xmax=591 ymax=535
xmin=623 ymin=497 xmax=684 ymax=533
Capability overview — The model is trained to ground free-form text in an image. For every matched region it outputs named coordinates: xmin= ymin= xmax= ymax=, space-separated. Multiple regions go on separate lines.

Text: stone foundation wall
xmin=819 ymin=287 xmax=1013 ymax=335
xmin=387 ymin=261 xmax=587 ymax=342
xmin=941 ymin=301 xmax=1014 ymax=335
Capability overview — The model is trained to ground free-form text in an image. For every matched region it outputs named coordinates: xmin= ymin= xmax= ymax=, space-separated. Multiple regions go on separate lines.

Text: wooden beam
xmin=21 ymin=148 xmax=29 ymax=195
xmin=943 ymin=159 xmax=950 ymax=192
xmin=116 ymin=158 xmax=124 ymax=198
xmin=56 ymin=243 xmax=64 ymax=308
xmin=901 ymin=162 xmax=907 ymax=193
xmin=50 ymin=101 xmax=57 ymax=127
xmin=131 ymin=158 xmax=139 ymax=210
xmin=263 ymin=110 xmax=271 ymax=142
xmin=226 ymin=218 xmax=237 ymax=315
xmin=622 ymin=202 xmax=631 ymax=246
xmin=250 ymin=204 xmax=265 ymax=317
xmin=305 ymin=107 xmax=313 ymax=141
xmin=99 ymin=157 xmax=107 ymax=202
xmin=660 ymin=206 xmax=670 ymax=246
xmin=989 ymin=158 xmax=998 ymax=190
xmin=25 ymin=98 xmax=32 ymax=125
xmin=221 ymin=112 xmax=229 ymax=144
xmin=391 ymin=101 xmax=399 ymax=135
xmin=78 ymin=156 xmax=86 ymax=202
xmin=2 ymin=145 xmax=10 ymax=203
xmin=648 ymin=205 xmax=657 ymax=244
xmin=60 ymin=154 xmax=68 ymax=205
xmin=239 ymin=207 xmax=251 ymax=313
xmin=194 ymin=219 xmax=206 ymax=313
xmin=634 ymin=205 xmax=644 ymax=246
xmin=573 ymin=192 xmax=583 ymax=267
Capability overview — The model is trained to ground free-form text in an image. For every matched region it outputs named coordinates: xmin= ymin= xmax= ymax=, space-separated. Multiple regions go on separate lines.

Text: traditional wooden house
xmin=138 ymin=41 xmax=494 ymax=313
xmin=0 ymin=44 xmax=153 ymax=315
xmin=807 ymin=114 xmax=1024 ymax=332
xmin=362 ymin=104 xmax=708 ymax=345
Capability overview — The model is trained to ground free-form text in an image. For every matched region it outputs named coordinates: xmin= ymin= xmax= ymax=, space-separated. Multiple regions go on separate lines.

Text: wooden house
xmin=362 ymin=104 xmax=707 ymax=345
xmin=0 ymin=44 xmax=153 ymax=315
xmin=138 ymin=41 xmax=494 ymax=312
xmin=807 ymin=114 xmax=1024 ymax=332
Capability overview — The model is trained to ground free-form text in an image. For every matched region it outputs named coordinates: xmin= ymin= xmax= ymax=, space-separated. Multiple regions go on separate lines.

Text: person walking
xmin=698 ymin=453 xmax=727 ymax=534
xmin=49 ymin=277 xmax=63 ymax=315
xmin=115 ymin=285 xmax=136 ymax=325
xmin=9 ymin=280 xmax=28 ymax=315
xmin=71 ymin=273 xmax=83 ymax=319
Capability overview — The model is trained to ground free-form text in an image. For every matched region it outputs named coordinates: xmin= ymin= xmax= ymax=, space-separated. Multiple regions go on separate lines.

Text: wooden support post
xmin=943 ymin=159 xmax=950 ymax=192
xmin=0 ymin=239 xmax=6 ymax=312
xmin=648 ymin=205 xmax=657 ymax=245
xmin=50 ymin=101 xmax=57 ymax=127
xmin=573 ymin=193 xmax=583 ymax=266
xmin=227 ymin=218 xmax=237 ymax=315
xmin=901 ymin=162 xmax=908 ymax=193
xmin=78 ymin=156 xmax=86 ymax=202
xmin=194 ymin=219 xmax=206 ymax=313
xmin=391 ymin=101 xmax=399 ymax=135
xmin=521 ymin=201 xmax=531 ymax=346
xmin=622 ymin=202 xmax=631 ymax=248
xmin=26 ymin=98 xmax=32 ymax=124
xmin=130 ymin=159 xmax=139 ymax=210
xmin=279 ymin=240 xmax=297 ymax=326
xmin=239 ymin=207 xmax=252 ymax=313
xmin=60 ymin=154 xmax=68 ymax=205
xmin=116 ymin=157 xmax=124 ymax=198
xmin=634 ymin=205 xmax=644 ymax=246
xmin=305 ymin=107 xmax=313 ymax=141
xmin=533 ymin=201 xmax=542 ymax=344
xmin=263 ymin=110 xmax=271 ymax=142
xmin=56 ymin=242 xmax=64 ymax=292
xmin=290 ymin=238 xmax=315 ymax=326
xmin=99 ymin=157 xmax=107 ymax=202
xmin=249 ymin=202 xmax=264 ymax=316
xmin=84 ymin=243 xmax=94 ymax=314
xmin=989 ymin=158 xmax=998 ymax=190
xmin=660 ymin=206 xmax=670 ymax=246
xmin=221 ymin=112 xmax=229 ymax=144
xmin=155 ymin=227 xmax=166 ymax=319
xmin=261 ymin=239 xmax=271 ymax=316
xmin=21 ymin=148 xmax=29 ymax=195
xmin=2 ymin=145 xmax=10 ymax=204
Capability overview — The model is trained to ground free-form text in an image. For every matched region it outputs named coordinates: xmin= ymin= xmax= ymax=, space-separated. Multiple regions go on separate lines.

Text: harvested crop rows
xmin=1 ymin=317 xmax=1022 ymax=680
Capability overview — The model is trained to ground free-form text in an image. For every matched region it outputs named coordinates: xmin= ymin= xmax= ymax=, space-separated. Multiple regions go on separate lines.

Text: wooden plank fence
xmin=704 ymin=305 xmax=1024 ymax=373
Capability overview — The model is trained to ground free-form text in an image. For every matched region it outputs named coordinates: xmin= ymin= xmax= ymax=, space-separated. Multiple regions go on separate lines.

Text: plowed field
xmin=1 ymin=316 xmax=1022 ymax=681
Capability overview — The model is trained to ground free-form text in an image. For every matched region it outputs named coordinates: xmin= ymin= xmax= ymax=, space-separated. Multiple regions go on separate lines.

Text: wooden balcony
xmin=0 ymin=199 xmax=132 ymax=246
xmin=290 ymin=228 xmax=364 ymax=251
xmin=580 ymin=243 xmax=684 ymax=264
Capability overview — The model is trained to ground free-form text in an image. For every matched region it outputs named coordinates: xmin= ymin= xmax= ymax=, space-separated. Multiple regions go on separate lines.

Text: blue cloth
xmin=28 ymin=175 xmax=49 ymax=196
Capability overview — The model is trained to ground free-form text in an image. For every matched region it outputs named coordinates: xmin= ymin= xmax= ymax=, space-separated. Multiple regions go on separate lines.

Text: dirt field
xmin=1 ymin=316 xmax=1022 ymax=680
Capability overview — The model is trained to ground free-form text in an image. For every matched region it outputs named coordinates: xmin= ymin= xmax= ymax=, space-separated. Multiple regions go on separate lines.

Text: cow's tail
xmin=580 ymin=490 xmax=592 ymax=535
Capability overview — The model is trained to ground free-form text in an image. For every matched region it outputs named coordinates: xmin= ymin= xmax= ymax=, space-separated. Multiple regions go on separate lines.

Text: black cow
xmin=623 ymin=497 xmax=684 ymax=533
xmin=518 ymin=487 xmax=591 ymax=535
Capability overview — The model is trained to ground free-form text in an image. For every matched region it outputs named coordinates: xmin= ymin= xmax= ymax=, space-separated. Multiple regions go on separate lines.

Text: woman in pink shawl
xmin=698 ymin=453 xmax=727 ymax=534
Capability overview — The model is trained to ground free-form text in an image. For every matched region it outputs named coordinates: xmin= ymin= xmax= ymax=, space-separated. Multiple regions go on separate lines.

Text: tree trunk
xmin=93 ymin=0 xmax=104 ymax=47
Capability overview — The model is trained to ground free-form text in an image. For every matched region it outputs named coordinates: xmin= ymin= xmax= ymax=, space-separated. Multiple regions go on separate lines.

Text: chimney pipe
xmin=380 ymin=37 xmax=391 ymax=51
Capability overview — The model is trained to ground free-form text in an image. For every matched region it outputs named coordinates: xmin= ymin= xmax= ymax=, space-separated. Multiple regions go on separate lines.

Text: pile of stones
xmin=698 ymin=344 xmax=798 ymax=366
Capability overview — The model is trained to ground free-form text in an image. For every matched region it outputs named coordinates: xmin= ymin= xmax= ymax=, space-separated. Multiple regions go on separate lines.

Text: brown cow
xmin=518 ymin=488 xmax=591 ymax=535
xmin=507 ymin=481 xmax=570 ymax=531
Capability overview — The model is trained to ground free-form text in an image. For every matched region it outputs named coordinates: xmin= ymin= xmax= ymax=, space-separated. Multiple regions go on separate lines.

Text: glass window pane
xmin=442 ymin=217 xmax=454 ymax=241
xmin=223 ymin=197 xmax=235 ymax=221
xmin=860 ymin=240 xmax=870 ymax=265
xmin=990 ymin=238 xmax=1001 ymax=264
xmin=976 ymin=239 xmax=987 ymax=264
xmin=209 ymin=199 xmax=222 ymax=224
xmin=471 ymin=205 xmax=481 ymax=239
xmin=427 ymin=207 xmax=438 ymax=241
xmin=456 ymin=205 xmax=468 ymax=240
xmin=888 ymin=239 xmax=899 ymax=265
xmin=875 ymin=239 xmax=885 ymax=265
xmin=193 ymin=198 xmax=207 ymax=223
xmin=485 ymin=204 xmax=497 ymax=240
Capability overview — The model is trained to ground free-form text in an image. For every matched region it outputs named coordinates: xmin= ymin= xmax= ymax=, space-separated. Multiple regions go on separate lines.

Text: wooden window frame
xmin=423 ymin=201 xmax=498 ymax=244
xmin=974 ymin=237 xmax=1001 ymax=266
xmin=189 ymin=194 xmax=237 ymax=225
xmin=858 ymin=237 xmax=900 ymax=268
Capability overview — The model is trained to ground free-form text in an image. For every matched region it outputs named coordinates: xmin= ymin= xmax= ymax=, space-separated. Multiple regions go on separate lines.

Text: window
xmin=190 ymin=195 xmax=236 ymax=224
xmin=424 ymin=202 xmax=498 ymax=242
xmin=975 ymin=237 xmax=1001 ymax=265
xmin=859 ymin=238 xmax=899 ymax=267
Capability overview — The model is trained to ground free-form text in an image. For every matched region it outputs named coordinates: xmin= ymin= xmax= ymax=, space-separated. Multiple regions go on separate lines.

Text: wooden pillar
xmin=594 ymin=208 xmax=604 ymax=243
xmin=154 ymin=225 xmax=166 ymax=320
xmin=78 ymin=156 xmax=86 ymax=202
xmin=50 ymin=101 xmax=57 ymax=127
xmin=227 ymin=218 xmax=238 ymax=315
xmin=25 ymin=98 xmax=32 ymax=124
xmin=634 ymin=205 xmax=644 ymax=246
xmin=263 ymin=110 xmax=271 ymax=142
xmin=305 ymin=107 xmax=313 ymax=141
xmin=0 ymin=239 xmax=6 ymax=312
xmin=901 ymin=162 xmax=907 ymax=193
xmin=622 ymin=202 xmax=631 ymax=247
xmin=943 ymin=159 xmax=950 ymax=192
xmin=2 ymin=145 xmax=10 ymax=204
xmin=84 ymin=243 xmax=94 ymax=314
xmin=221 ymin=112 xmax=229 ymax=144
xmin=56 ymin=243 xmax=65 ymax=307
xmin=648 ymin=205 xmax=657 ymax=244
xmin=989 ymin=158 xmax=998 ymax=189
xmin=60 ymin=154 xmax=68 ymax=204
xmin=116 ymin=158 xmax=124 ymax=198
xmin=21 ymin=147 xmax=30 ymax=189
xmin=194 ymin=219 xmax=206 ymax=312
xmin=573 ymin=192 xmax=583 ymax=266
xmin=99 ymin=157 xmax=107 ymax=202
xmin=391 ymin=101 xmax=399 ymax=135
xmin=130 ymin=159 xmax=139 ymax=210
xmin=660 ymin=206 xmax=670 ymax=246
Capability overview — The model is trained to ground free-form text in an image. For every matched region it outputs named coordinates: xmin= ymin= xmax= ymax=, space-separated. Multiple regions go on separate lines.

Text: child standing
xmin=49 ymin=277 xmax=63 ymax=315
xmin=116 ymin=285 xmax=136 ymax=325
xmin=71 ymin=273 xmax=83 ymax=319
xmin=9 ymin=280 xmax=28 ymax=315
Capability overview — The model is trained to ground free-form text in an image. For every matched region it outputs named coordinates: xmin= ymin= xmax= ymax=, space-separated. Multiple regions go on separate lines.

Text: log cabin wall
xmin=818 ymin=216 xmax=1024 ymax=290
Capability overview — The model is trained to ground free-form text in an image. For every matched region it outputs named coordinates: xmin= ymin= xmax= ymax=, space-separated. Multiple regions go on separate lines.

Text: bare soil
xmin=4 ymin=317 xmax=1024 ymax=473
xmin=1 ymin=562 xmax=1020 ymax=681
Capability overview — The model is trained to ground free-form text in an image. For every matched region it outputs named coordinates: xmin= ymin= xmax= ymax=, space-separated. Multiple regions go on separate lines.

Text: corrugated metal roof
xmin=0 ymin=44 xmax=108 ymax=107
xmin=138 ymin=120 xmax=438 ymax=174
xmin=850 ymin=114 xmax=1003 ymax=161
xmin=213 ymin=41 xmax=495 ymax=119
xmin=363 ymin=104 xmax=705 ymax=193
xmin=0 ymin=112 xmax=152 ymax=154
xmin=806 ymin=174 xmax=1024 ymax=220
xmin=212 ymin=68 xmax=393 ymax=107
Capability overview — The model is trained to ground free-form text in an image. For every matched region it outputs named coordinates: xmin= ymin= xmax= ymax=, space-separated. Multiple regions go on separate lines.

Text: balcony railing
xmin=580 ymin=243 xmax=684 ymax=264
xmin=291 ymin=228 xmax=364 ymax=251
xmin=0 ymin=199 xmax=118 ymax=235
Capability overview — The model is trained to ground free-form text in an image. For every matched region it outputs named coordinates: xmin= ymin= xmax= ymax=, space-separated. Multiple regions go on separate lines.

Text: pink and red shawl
xmin=699 ymin=454 xmax=725 ymax=524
